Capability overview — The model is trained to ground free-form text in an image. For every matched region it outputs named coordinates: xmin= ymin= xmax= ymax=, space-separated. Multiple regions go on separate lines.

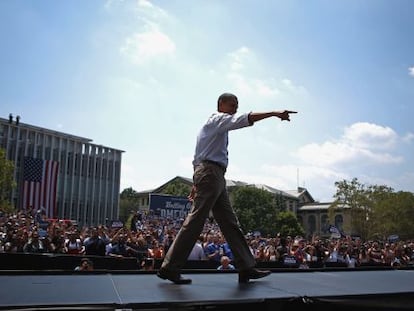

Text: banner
xmin=149 ymin=194 xmax=192 ymax=219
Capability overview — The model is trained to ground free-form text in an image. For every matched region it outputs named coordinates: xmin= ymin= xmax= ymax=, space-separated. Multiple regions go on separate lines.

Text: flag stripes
xmin=22 ymin=157 xmax=59 ymax=218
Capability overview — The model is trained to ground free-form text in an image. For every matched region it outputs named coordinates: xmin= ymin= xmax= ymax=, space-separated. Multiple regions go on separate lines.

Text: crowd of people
xmin=1 ymin=209 xmax=413 ymax=270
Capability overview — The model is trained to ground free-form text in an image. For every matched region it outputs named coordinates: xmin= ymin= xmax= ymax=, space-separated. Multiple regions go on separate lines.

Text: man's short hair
xmin=217 ymin=93 xmax=237 ymax=106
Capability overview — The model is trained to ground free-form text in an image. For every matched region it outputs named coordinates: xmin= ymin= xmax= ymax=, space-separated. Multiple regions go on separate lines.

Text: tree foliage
xmin=372 ymin=190 xmax=414 ymax=240
xmin=332 ymin=177 xmax=414 ymax=240
xmin=119 ymin=187 xmax=140 ymax=222
xmin=0 ymin=148 xmax=16 ymax=213
xmin=232 ymin=186 xmax=303 ymax=237
xmin=161 ymin=181 xmax=192 ymax=197
xmin=276 ymin=211 xmax=305 ymax=237
xmin=120 ymin=187 xmax=140 ymax=200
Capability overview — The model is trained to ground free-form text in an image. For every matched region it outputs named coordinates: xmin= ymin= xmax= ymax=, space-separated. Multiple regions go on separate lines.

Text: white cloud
xmin=224 ymin=47 xmax=305 ymax=100
xmin=409 ymin=66 xmax=414 ymax=77
xmin=254 ymin=79 xmax=281 ymax=97
xmin=117 ymin=0 xmax=175 ymax=66
xmin=228 ymin=46 xmax=251 ymax=71
xmin=296 ymin=141 xmax=358 ymax=166
xmin=137 ymin=0 xmax=169 ymax=20
xmin=281 ymin=78 xmax=308 ymax=95
xmin=120 ymin=28 xmax=176 ymax=65
xmin=402 ymin=132 xmax=414 ymax=143
xmin=343 ymin=122 xmax=397 ymax=149
xmin=296 ymin=122 xmax=403 ymax=168
xmin=138 ymin=0 xmax=153 ymax=9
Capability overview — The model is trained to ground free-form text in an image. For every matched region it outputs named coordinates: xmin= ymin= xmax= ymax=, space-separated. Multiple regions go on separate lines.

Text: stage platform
xmin=1 ymin=267 xmax=414 ymax=310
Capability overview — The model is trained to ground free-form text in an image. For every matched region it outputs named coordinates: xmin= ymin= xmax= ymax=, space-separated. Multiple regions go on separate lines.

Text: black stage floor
xmin=1 ymin=268 xmax=414 ymax=310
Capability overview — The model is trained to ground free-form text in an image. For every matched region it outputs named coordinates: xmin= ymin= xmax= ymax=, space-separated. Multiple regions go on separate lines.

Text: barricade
xmin=0 ymin=253 xmax=387 ymax=271
xmin=0 ymin=253 xmax=140 ymax=270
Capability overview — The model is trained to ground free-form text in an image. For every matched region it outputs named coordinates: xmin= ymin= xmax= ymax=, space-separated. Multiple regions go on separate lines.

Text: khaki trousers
xmin=161 ymin=161 xmax=256 ymax=271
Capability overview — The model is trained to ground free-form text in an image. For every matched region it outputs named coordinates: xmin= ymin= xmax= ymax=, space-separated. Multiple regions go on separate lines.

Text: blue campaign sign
xmin=149 ymin=194 xmax=192 ymax=219
xmin=388 ymin=234 xmax=399 ymax=243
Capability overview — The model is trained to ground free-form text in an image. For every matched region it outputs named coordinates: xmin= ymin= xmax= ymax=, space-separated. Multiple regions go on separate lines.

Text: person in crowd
xmin=83 ymin=227 xmax=107 ymax=256
xmin=367 ymin=240 xmax=385 ymax=266
xmin=291 ymin=238 xmax=306 ymax=262
xmin=264 ymin=242 xmax=278 ymax=262
xmin=162 ymin=232 xmax=175 ymax=254
xmin=276 ymin=237 xmax=290 ymax=265
xmin=157 ymin=92 xmax=297 ymax=284
xmin=358 ymin=245 xmax=370 ymax=265
xmin=255 ymin=242 xmax=267 ymax=262
xmin=108 ymin=231 xmax=137 ymax=258
xmin=3 ymin=231 xmax=25 ymax=253
xmin=74 ymin=257 xmax=94 ymax=271
xmin=23 ymin=230 xmax=45 ymax=253
xmin=201 ymin=231 xmax=214 ymax=251
xmin=205 ymin=234 xmax=224 ymax=263
xmin=347 ymin=247 xmax=360 ymax=268
xmin=130 ymin=213 xmax=141 ymax=232
xmin=187 ymin=235 xmax=207 ymax=260
xmin=336 ymin=244 xmax=352 ymax=266
xmin=383 ymin=243 xmax=396 ymax=266
xmin=217 ymin=255 xmax=235 ymax=270
xmin=220 ymin=236 xmax=234 ymax=261
xmin=325 ymin=240 xmax=339 ymax=263
xmin=2 ymin=209 xmax=414 ymax=271
xmin=394 ymin=243 xmax=411 ymax=266
xmin=141 ymin=257 xmax=155 ymax=271
xmin=64 ymin=231 xmax=85 ymax=255
xmin=45 ymin=223 xmax=66 ymax=253
xmin=147 ymin=240 xmax=164 ymax=260
xmin=131 ymin=235 xmax=151 ymax=265
xmin=310 ymin=238 xmax=328 ymax=267
xmin=303 ymin=245 xmax=319 ymax=267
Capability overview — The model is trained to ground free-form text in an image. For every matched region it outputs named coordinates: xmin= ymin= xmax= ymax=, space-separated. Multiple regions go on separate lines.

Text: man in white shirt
xmin=187 ymin=236 xmax=207 ymax=261
xmin=158 ymin=92 xmax=297 ymax=284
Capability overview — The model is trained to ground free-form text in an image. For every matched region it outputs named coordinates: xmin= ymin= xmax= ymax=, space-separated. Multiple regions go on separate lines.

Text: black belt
xmin=201 ymin=160 xmax=226 ymax=170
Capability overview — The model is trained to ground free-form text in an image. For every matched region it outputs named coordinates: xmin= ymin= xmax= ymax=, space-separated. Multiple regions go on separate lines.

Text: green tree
xmin=331 ymin=178 xmax=371 ymax=239
xmin=161 ymin=181 xmax=192 ymax=197
xmin=119 ymin=187 xmax=140 ymax=222
xmin=232 ymin=185 xmax=303 ymax=236
xmin=392 ymin=191 xmax=414 ymax=239
xmin=276 ymin=211 xmax=305 ymax=237
xmin=332 ymin=177 xmax=414 ymax=240
xmin=232 ymin=186 xmax=276 ymax=235
xmin=120 ymin=187 xmax=140 ymax=200
xmin=0 ymin=148 xmax=16 ymax=213
xmin=372 ymin=190 xmax=414 ymax=240
xmin=363 ymin=184 xmax=395 ymax=240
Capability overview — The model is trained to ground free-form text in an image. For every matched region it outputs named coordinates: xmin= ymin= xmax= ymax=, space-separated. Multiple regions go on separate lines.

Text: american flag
xmin=21 ymin=157 xmax=59 ymax=218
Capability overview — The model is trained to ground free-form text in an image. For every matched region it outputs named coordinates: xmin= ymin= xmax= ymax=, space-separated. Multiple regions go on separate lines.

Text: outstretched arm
xmin=248 ymin=110 xmax=297 ymax=123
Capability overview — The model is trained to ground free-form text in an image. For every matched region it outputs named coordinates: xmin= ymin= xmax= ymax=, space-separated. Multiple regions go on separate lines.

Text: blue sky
xmin=1 ymin=0 xmax=413 ymax=202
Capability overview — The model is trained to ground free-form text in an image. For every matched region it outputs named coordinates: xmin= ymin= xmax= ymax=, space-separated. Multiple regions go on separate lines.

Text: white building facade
xmin=0 ymin=115 xmax=124 ymax=227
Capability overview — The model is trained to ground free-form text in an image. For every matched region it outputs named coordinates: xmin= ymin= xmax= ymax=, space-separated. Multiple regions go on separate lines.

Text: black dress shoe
xmin=238 ymin=268 xmax=271 ymax=283
xmin=157 ymin=267 xmax=192 ymax=284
